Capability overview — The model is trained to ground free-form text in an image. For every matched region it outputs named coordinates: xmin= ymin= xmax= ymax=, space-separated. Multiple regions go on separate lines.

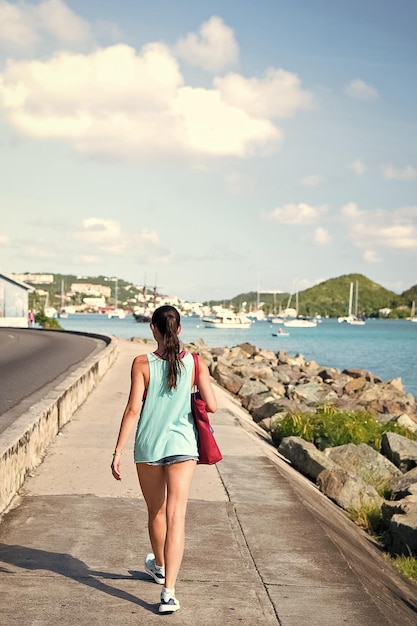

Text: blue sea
xmin=58 ymin=314 xmax=417 ymax=397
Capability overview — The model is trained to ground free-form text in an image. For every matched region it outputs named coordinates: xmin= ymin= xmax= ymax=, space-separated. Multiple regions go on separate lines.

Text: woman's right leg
xmin=136 ymin=463 xmax=167 ymax=567
xmin=164 ymin=460 xmax=196 ymax=590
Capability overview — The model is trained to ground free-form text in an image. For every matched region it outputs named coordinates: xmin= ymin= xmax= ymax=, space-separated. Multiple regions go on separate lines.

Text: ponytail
xmin=151 ymin=305 xmax=182 ymax=389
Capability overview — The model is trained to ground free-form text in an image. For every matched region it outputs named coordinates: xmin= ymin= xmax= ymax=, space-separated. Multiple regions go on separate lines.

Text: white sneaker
xmin=159 ymin=589 xmax=180 ymax=614
xmin=144 ymin=553 xmax=165 ymax=585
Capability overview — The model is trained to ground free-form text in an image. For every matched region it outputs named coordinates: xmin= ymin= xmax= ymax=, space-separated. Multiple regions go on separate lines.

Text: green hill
xmin=298 ymin=274 xmax=402 ymax=318
xmin=210 ymin=274 xmax=416 ymax=319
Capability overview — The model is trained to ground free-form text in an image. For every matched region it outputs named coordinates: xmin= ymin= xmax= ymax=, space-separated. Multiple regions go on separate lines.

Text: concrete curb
xmin=0 ymin=335 xmax=118 ymax=515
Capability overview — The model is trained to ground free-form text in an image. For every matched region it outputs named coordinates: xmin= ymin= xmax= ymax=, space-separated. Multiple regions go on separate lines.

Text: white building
xmin=0 ymin=273 xmax=33 ymax=327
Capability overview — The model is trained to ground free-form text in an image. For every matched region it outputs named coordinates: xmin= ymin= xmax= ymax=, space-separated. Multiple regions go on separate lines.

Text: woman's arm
xmin=111 ymin=355 xmax=147 ymax=480
xmin=196 ymin=355 xmax=217 ymax=413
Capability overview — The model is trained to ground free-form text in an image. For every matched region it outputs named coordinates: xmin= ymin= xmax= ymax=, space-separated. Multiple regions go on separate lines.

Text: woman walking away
xmin=111 ymin=305 xmax=217 ymax=614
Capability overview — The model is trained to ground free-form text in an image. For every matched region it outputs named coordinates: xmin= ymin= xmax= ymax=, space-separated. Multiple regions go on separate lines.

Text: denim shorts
xmin=146 ymin=454 xmax=199 ymax=466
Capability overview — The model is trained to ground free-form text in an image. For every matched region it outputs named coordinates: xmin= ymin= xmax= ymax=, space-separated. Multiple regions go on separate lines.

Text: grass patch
xmin=391 ymin=554 xmax=417 ymax=581
xmin=349 ymin=503 xmax=389 ymax=537
xmin=271 ymin=404 xmax=415 ymax=451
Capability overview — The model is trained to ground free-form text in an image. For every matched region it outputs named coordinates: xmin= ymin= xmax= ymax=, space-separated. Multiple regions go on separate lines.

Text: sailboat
xmin=338 ymin=281 xmax=365 ymax=325
xmin=283 ymin=291 xmax=317 ymax=328
xmin=409 ymin=301 xmax=417 ymax=322
xmin=133 ymin=278 xmax=152 ymax=323
xmin=58 ymin=279 xmax=68 ymax=318
xmin=108 ymin=278 xmax=126 ymax=319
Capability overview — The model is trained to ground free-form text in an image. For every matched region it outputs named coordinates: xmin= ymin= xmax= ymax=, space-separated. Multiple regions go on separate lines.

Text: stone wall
xmin=0 ymin=337 xmax=118 ymax=516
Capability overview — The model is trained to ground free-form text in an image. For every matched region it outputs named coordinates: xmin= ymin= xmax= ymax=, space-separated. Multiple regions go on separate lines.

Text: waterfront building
xmin=0 ymin=273 xmax=33 ymax=327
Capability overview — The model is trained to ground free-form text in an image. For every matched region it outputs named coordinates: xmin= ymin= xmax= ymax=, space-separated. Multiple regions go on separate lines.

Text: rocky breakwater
xmin=187 ymin=339 xmax=417 ymax=556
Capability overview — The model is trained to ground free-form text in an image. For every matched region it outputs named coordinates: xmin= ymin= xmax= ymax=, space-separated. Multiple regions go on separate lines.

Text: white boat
xmin=202 ymin=312 xmax=252 ymax=329
xmin=338 ymin=281 xmax=365 ymax=325
xmin=270 ymin=317 xmax=284 ymax=324
xmin=272 ymin=330 xmax=290 ymax=336
xmin=108 ymin=308 xmax=126 ymax=319
xmin=282 ymin=290 xmax=317 ymax=327
xmin=284 ymin=318 xmax=317 ymax=328
xmin=409 ymin=301 xmax=417 ymax=322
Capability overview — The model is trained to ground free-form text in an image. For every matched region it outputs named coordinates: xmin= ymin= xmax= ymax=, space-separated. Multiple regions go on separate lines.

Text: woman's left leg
xmin=164 ymin=460 xmax=196 ymax=590
xmin=136 ymin=463 xmax=167 ymax=568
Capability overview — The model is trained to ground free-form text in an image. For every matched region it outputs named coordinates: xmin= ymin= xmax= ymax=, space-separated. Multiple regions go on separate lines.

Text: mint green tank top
xmin=134 ymin=352 xmax=198 ymax=462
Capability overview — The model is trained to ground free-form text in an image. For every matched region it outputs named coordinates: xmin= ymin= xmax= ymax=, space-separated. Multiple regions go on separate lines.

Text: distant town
xmin=11 ymin=272 xmax=209 ymax=320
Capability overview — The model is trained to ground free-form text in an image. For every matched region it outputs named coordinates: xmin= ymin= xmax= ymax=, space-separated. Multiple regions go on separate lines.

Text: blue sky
xmin=0 ymin=0 xmax=416 ymax=302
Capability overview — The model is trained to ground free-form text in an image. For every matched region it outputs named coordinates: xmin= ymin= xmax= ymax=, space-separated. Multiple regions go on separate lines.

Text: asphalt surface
xmin=1 ymin=338 xmax=417 ymax=625
xmin=0 ymin=328 xmax=107 ymax=433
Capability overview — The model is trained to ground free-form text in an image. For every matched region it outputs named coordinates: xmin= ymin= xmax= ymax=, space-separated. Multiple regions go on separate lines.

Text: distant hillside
xmin=211 ymin=274 xmax=416 ymax=318
xmin=24 ymin=271 xmax=417 ymax=318
xmin=298 ymin=274 xmax=402 ymax=317
xmin=401 ymin=284 xmax=417 ymax=304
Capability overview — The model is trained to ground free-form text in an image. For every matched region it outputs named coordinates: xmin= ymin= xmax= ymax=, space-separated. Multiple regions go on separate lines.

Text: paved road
xmin=0 ymin=328 xmax=107 ymax=433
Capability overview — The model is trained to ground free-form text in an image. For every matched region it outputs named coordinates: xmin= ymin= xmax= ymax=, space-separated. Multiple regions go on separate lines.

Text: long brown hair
xmin=151 ymin=305 xmax=183 ymax=389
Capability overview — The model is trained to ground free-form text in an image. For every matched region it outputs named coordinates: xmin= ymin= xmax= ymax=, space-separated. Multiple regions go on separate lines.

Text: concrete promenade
xmin=1 ymin=338 xmax=416 ymax=625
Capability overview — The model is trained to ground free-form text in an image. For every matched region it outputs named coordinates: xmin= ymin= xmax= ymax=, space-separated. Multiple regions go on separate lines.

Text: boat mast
xmin=355 ymin=280 xmax=359 ymax=317
xmin=348 ymin=282 xmax=354 ymax=317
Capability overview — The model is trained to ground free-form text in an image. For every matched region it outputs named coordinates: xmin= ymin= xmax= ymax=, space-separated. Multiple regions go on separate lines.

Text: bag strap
xmin=192 ymin=352 xmax=199 ymax=387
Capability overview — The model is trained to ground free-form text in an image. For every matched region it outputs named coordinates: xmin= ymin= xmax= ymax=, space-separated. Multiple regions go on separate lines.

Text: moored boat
xmin=108 ymin=308 xmax=126 ymax=319
xmin=202 ymin=312 xmax=252 ymax=329
xmin=133 ymin=312 xmax=152 ymax=323
xmin=283 ymin=318 xmax=317 ymax=328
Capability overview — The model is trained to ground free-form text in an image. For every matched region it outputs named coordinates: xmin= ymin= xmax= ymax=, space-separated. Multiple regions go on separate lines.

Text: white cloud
xmin=383 ymin=164 xmax=417 ymax=180
xmin=351 ymin=158 xmax=366 ymax=176
xmin=0 ymin=217 xmax=170 ymax=270
xmin=301 ymin=174 xmax=325 ymax=187
xmin=224 ymin=172 xmax=257 ymax=193
xmin=0 ymin=41 xmax=286 ymax=158
xmin=314 ymin=227 xmax=330 ymax=244
xmin=341 ymin=204 xmax=417 ymax=252
xmin=174 ymin=16 xmax=239 ymax=73
xmin=0 ymin=0 xmax=92 ymax=50
xmin=345 ymin=78 xmax=379 ymax=101
xmin=363 ymin=250 xmax=382 ymax=263
xmin=215 ymin=67 xmax=313 ymax=119
xmin=171 ymin=86 xmax=280 ymax=156
xmin=341 ymin=202 xmax=360 ymax=219
xmin=73 ymin=217 xmax=160 ymax=256
xmin=264 ymin=203 xmax=327 ymax=225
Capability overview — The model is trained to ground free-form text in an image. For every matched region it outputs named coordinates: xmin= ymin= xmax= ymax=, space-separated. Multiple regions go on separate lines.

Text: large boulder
xmin=342 ymin=367 xmax=380 ymax=382
xmin=278 ymin=436 xmax=339 ymax=481
xmin=252 ymin=400 xmax=289 ymax=423
xmin=386 ymin=510 xmax=417 ymax=556
xmin=289 ymin=382 xmax=337 ymax=405
xmin=238 ymin=378 xmax=269 ymax=397
xmin=381 ymin=432 xmax=417 ymax=473
xmin=237 ymin=363 xmax=275 ymax=380
xmin=212 ymin=363 xmax=243 ymax=394
xmin=391 ymin=467 xmax=417 ymax=499
xmin=397 ymin=413 xmax=417 ymax=434
xmin=240 ymin=392 xmax=274 ymax=413
xmin=317 ymin=468 xmax=383 ymax=512
xmin=260 ymin=378 xmax=286 ymax=397
xmin=324 ymin=443 xmax=401 ymax=493
xmin=344 ymin=377 xmax=368 ymax=394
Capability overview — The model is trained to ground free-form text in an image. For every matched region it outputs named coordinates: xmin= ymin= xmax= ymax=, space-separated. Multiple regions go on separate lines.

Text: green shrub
xmin=349 ymin=503 xmax=389 ymax=537
xmin=271 ymin=404 xmax=415 ymax=451
xmin=35 ymin=310 xmax=63 ymax=330
xmin=392 ymin=554 xmax=417 ymax=581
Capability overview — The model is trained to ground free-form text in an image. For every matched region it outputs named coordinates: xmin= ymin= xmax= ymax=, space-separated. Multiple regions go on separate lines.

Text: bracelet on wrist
xmin=113 ymin=451 xmax=122 ymax=456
